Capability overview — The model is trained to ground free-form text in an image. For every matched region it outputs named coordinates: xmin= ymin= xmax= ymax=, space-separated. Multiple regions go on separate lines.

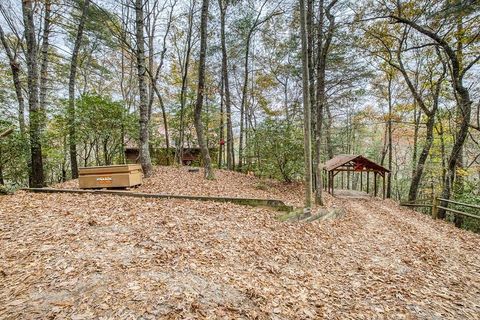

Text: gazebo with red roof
xmin=322 ymin=154 xmax=390 ymax=198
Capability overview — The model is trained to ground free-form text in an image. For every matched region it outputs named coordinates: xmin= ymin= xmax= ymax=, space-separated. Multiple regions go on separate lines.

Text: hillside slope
xmin=1 ymin=169 xmax=479 ymax=319
xmin=56 ymin=166 xmax=306 ymax=206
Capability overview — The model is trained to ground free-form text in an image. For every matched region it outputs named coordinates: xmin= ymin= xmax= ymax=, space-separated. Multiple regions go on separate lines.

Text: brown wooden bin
xmin=78 ymin=164 xmax=143 ymax=189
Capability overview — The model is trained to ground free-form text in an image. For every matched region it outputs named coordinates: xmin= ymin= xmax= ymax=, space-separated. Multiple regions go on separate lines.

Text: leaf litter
xmin=1 ymin=167 xmax=479 ymax=319
xmin=54 ymin=166 xmax=306 ymax=207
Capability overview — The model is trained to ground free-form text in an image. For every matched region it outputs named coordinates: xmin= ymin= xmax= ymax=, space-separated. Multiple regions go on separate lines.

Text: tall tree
xmin=22 ymin=0 xmax=44 ymax=187
xmin=39 ymin=0 xmax=51 ymax=121
xmin=218 ymin=0 xmax=234 ymax=170
xmin=299 ymin=0 xmax=313 ymax=209
xmin=314 ymin=0 xmax=338 ymax=205
xmin=194 ymin=0 xmax=215 ymax=179
xmin=174 ymin=0 xmax=195 ymax=165
xmin=237 ymin=0 xmax=278 ymax=170
xmin=386 ymin=68 xmax=393 ymax=198
xmin=68 ymin=0 xmax=90 ymax=179
xmin=146 ymin=0 xmax=176 ymax=165
xmin=135 ymin=0 xmax=153 ymax=176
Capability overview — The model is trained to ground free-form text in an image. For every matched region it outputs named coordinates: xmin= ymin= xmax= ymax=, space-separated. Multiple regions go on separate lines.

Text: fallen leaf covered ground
xmin=1 ymin=168 xmax=480 ymax=319
xmin=55 ymin=166 xmax=306 ymax=207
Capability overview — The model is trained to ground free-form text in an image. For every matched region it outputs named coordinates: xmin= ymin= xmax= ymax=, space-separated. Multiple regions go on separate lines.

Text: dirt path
xmin=1 ymin=191 xmax=479 ymax=319
xmin=340 ymin=198 xmax=480 ymax=319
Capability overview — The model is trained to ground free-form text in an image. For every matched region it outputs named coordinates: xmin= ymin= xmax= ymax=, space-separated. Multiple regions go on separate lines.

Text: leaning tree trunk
xmin=411 ymin=105 xmax=420 ymax=180
xmin=68 ymin=0 xmax=90 ymax=179
xmin=135 ymin=0 xmax=153 ymax=176
xmin=194 ymin=0 xmax=214 ymax=180
xmin=408 ymin=114 xmax=435 ymax=201
xmin=389 ymin=14 xmax=475 ymax=220
xmin=439 ymin=91 xmax=471 ymax=219
xmin=22 ymin=0 xmax=44 ymax=187
xmin=299 ymin=0 xmax=313 ymax=209
xmin=0 ymin=26 xmax=26 ymax=135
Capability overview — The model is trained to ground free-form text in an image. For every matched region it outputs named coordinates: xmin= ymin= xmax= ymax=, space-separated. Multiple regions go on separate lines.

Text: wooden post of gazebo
xmin=374 ymin=172 xmax=378 ymax=197
xmin=347 ymin=168 xmax=350 ymax=190
xmin=367 ymin=171 xmax=369 ymax=194
xmin=382 ymin=173 xmax=386 ymax=199
xmin=360 ymin=171 xmax=363 ymax=192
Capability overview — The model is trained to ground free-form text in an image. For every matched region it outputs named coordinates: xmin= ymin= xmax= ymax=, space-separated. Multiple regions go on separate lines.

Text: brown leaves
xmin=55 ymin=166 xmax=306 ymax=207
xmin=1 ymin=169 xmax=480 ymax=318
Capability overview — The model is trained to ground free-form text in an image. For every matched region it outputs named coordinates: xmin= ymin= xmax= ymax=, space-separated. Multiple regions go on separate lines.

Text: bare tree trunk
xmin=194 ymin=0 xmax=214 ymax=180
xmin=175 ymin=3 xmax=194 ymax=165
xmin=135 ymin=0 xmax=153 ymax=176
xmin=307 ymin=0 xmax=315 ymax=132
xmin=299 ymin=0 xmax=313 ymax=209
xmin=408 ymin=114 xmax=435 ymax=201
xmin=411 ymin=104 xmax=420 ymax=180
xmin=22 ymin=0 xmax=44 ymax=187
xmin=453 ymin=12 xmax=465 ymax=199
xmin=314 ymin=0 xmax=325 ymax=205
xmin=386 ymin=72 xmax=393 ymax=198
xmin=68 ymin=0 xmax=90 ymax=178
xmin=436 ymin=119 xmax=447 ymax=189
xmin=218 ymin=0 xmax=234 ymax=170
xmin=238 ymin=32 xmax=252 ymax=171
xmin=218 ymin=77 xmax=224 ymax=168
xmin=0 ymin=164 xmax=4 ymax=186
xmin=325 ymin=104 xmax=334 ymax=159
xmin=314 ymin=0 xmax=337 ymax=204
xmin=39 ymin=0 xmax=51 ymax=123
xmin=237 ymin=2 xmax=276 ymax=170
xmin=0 ymin=26 xmax=25 ymax=135
xmin=152 ymin=87 xmax=170 ymax=164
xmin=145 ymin=2 xmax=174 ymax=165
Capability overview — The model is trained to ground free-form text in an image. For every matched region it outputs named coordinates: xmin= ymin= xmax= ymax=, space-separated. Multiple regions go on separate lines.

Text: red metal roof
xmin=323 ymin=154 xmax=390 ymax=172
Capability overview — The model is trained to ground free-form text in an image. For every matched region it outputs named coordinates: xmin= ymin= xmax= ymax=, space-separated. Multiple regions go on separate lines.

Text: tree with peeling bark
xmin=194 ymin=0 xmax=215 ymax=180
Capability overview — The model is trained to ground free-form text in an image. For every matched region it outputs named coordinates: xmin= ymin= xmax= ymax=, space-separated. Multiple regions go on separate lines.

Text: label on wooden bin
xmin=96 ymin=177 xmax=113 ymax=185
